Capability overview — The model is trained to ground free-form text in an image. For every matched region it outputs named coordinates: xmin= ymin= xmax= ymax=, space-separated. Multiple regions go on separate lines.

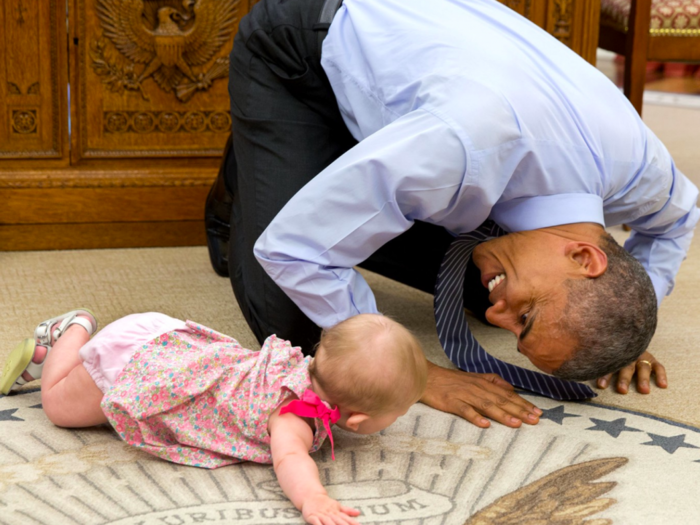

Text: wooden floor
xmin=646 ymin=76 xmax=700 ymax=96
xmin=597 ymin=49 xmax=700 ymax=95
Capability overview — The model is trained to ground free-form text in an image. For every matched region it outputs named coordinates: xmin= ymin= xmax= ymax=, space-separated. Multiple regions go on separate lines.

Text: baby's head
xmin=308 ymin=314 xmax=427 ymax=434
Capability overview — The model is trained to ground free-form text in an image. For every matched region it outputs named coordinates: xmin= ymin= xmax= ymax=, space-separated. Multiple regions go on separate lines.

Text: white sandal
xmin=0 ymin=309 xmax=98 ymax=395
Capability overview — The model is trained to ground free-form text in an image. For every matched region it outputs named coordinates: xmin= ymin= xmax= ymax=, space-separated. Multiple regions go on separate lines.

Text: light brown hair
xmin=308 ymin=314 xmax=427 ymax=416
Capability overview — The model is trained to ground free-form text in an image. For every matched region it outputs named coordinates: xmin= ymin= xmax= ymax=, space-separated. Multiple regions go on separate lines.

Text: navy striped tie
xmin=434 ymin=220 xmax=596 ymax=401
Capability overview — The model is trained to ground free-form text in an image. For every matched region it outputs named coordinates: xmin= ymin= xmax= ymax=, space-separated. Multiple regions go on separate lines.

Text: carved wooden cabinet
xmin=0 ymin=1 xmax=69 ymax=166
xmin=1 ymin=0 xmax=246 ymax=251
xmin=0 ymin=0 xmax=599 ymax=251
xmin=73 ymin=0 xmax=239 ymax=161
xmin=502 ymin=0 xmax=601 ymax=64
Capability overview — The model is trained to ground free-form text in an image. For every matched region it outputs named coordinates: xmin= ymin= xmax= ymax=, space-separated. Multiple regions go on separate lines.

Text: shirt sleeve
xmin=623 ymin=163 xmax=699 ymax=307
xmin=254 ymin=109 xmax=468 ymax=328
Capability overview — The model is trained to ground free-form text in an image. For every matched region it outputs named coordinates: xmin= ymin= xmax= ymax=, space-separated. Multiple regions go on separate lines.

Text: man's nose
xmin=485 ymin=299 xmax=506 ymax=324
xmin=485 ymin=300 xmax=516 ymax=333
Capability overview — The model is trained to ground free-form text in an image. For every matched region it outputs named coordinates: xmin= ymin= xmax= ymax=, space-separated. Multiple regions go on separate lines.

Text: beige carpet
xmin=1 ymin=101 xmax=699 ymax=524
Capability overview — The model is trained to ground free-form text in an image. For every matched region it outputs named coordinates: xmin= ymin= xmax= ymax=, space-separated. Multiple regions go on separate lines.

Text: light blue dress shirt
xmin=254 ymin=0 xmax=700 ymax=329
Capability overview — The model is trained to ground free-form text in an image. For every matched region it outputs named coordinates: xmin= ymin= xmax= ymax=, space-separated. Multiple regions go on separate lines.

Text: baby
xmin=1 ymin=310 xmax=427 ymax=525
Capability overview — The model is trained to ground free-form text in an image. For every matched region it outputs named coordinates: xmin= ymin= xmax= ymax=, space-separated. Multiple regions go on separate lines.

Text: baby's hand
xmin=301 ymin=493 xmax=361 ymax=525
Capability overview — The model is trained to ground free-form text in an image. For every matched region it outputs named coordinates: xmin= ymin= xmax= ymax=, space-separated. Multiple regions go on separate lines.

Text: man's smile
xmin=487 ymin=273 xmax=506 ymax=293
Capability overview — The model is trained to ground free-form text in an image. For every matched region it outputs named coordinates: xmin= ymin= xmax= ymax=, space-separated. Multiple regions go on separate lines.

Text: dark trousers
xmin=225 ymin=0 xmax=490 ymax=354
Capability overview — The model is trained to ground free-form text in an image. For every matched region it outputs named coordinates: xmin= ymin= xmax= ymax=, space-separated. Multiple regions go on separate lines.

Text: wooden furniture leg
xmin=623 ymin=0 xmax=652 ymax=114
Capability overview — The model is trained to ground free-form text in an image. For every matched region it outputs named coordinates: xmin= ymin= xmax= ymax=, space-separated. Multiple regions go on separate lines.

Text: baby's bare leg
xmin=41 ymin=324 xmax=107 ymax=427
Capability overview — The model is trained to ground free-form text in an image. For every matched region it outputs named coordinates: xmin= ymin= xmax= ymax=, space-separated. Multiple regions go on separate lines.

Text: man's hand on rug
xmin=596 ymin=351 xmax=668 ymax=394
xmin=421 ymin=362 xmax=542 ymax=428
xmin=301 ymin=494 xmax=361 ymax=525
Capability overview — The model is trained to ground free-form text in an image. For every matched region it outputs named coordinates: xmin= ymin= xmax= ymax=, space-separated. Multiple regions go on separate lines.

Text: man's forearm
xmin=624 ymin=168 xmax=700 ymax=306
xmin=625 ymin=208 xmax=699 ymax=306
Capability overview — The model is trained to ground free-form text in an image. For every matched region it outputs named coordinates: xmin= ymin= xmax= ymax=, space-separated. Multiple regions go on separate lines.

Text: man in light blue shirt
xmin=205 ymin=0 xmax=698 ymax=428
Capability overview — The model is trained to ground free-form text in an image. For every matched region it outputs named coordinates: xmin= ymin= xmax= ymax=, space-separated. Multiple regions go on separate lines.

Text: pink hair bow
xmin=280 ymin=389 xmax=341 ymax=460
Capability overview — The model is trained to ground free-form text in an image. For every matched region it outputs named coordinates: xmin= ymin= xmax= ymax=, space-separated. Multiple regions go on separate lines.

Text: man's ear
xmin=344 ymin=412 xmax=370 ymax=432
xmin=565 ymin=242 xmax=608 ymax=278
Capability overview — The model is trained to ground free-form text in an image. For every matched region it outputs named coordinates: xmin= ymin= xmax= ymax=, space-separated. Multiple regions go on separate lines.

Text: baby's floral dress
xmin=101 ymin=321 xmax=329 ymax=468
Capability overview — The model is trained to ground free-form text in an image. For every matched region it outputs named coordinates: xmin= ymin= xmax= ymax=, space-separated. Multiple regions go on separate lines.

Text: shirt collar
xmin=490 ymin=193 xmax=605 ymax=233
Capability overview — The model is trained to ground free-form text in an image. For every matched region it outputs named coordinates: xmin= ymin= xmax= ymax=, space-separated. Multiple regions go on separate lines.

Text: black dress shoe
xmin=205 ymin=134 xmax=234 ymax=277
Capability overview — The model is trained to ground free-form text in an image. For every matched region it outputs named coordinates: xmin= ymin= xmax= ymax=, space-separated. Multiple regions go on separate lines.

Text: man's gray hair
xmin=554 ymin=232 xmax=657 ymax=381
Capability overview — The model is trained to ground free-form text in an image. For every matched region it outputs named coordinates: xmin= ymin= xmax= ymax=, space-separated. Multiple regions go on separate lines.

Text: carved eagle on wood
xmin=96 ymin=0 xmax=238 ymax=93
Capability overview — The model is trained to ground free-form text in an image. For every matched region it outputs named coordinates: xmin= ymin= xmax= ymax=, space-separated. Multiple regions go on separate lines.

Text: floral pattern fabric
xmin=101 ymin=321 xmax=327 ymax=468
xmin=601 ymin=0 xmax=700 ymax=34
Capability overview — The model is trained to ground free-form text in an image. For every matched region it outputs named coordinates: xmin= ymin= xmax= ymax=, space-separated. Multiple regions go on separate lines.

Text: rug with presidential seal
xmin=2 ymin=232 xmax=700 ymax=525
xmin=1 ymin=386 xmax=699 ymax=524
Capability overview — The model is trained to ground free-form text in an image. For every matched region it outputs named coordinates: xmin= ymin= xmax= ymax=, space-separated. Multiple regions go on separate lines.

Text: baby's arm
xmin=269 ymin=403 xmax=360 ymax=525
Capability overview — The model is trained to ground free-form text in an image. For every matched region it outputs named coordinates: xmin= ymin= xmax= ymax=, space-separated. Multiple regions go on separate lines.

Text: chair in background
xmin=599 ymin=0 xmax=700 ymax=114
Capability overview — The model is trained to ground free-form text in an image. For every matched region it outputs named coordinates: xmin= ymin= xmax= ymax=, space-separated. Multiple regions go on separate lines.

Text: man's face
xmin=472 ymin=231 xmax=578 ymax=373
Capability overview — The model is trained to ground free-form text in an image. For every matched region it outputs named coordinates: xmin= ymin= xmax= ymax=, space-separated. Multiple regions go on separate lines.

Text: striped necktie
xmin=434 ymin=221 xmax=596 ymax=401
